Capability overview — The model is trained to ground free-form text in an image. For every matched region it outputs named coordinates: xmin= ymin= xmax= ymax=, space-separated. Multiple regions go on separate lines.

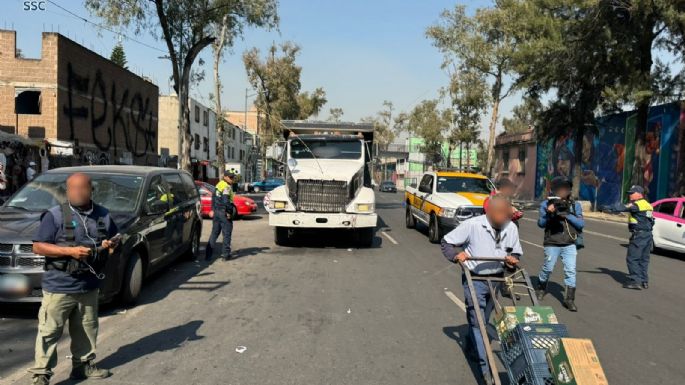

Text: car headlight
xmin=441 ymin=208 xmax=457 ymax=218
xmin=356 ymin=203 xmax=374 ymax=212
xmin=272 ymin=201 xmax=287 ymax=209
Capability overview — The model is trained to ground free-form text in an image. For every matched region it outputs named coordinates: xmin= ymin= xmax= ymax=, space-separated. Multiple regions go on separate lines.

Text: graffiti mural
xmin=536 ymin=101 xmax=685 ymax=205
xmin=61 ymin=62 xmax=157 ymax=161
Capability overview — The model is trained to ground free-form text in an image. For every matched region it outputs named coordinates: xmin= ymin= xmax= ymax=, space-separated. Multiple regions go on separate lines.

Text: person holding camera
xmin=535 ymin=176 xmax=584 ymax=312
xmin=29 ymin=173 xmax=119 ymax=385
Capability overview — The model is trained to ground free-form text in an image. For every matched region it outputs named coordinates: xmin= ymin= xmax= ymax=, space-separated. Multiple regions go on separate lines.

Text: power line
xmin=46 ymin=0 xmax=167 ymax=54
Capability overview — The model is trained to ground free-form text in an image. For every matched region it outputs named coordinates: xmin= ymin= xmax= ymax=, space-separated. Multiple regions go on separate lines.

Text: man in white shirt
xmin=26 ymin=161 xmax=36 ymax=181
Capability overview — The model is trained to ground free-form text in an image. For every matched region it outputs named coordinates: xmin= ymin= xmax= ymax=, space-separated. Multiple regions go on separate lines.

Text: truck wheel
xmin=183 ymin=225 xmax=200 ymax=260
xmin=428 ymin=214 xmax=441 ymax=244
xmin=356 ymin=228 xmax=374 ymax=247
xmin=275 ymin=227 xmax=290 ymax=246
xmin=121 ymin=251 xmax=143 ymax=304
xmin=405 ymin=207 xmax=416 ymax=229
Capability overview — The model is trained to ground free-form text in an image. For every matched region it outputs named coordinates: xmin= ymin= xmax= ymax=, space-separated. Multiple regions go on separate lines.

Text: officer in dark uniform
xmin=29 ymin=173 xmax=119 ymax=385
xmin=613 ymin=185 xmax=654 ymax=290
xmin=205 ymin=169 xmax=237 ymax=261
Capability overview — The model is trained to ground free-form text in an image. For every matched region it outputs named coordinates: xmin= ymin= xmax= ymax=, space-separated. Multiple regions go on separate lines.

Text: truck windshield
xmin=436 ymin=177 xmax=491 ymax=194
xmin=290 ymin=139 xmax=362 ymax=160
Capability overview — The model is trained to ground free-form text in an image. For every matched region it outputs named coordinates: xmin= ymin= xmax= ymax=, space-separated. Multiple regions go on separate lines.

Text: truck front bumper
xmin=269 ymin=212 xmax=377 ymax=229
xmin=438 ymin=216 xmax=460 ymax=234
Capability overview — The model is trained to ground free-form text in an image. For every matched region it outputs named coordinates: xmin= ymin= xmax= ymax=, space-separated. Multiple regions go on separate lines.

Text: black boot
xmin=564 ymin=287 xmax=577 ymax=312
xmin=535 ymin=280 xmax=548 ymax=301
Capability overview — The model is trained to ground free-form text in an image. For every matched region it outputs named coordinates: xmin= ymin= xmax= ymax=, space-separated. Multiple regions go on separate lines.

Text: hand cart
xmin=458 ymin=257 xmax=539 ymax=385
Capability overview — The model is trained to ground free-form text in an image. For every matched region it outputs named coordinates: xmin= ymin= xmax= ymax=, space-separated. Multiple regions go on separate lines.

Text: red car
xmin=195 ymin=181 xmax=258 ymax=219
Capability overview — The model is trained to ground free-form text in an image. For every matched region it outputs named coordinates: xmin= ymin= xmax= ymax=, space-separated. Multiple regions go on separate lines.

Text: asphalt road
xmin=2 ymin=192 xmax=684 ymax=385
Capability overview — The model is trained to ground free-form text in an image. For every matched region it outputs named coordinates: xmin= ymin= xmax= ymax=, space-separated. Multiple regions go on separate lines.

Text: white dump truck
xmin=266 ymin=121 xmax=377 ymax=246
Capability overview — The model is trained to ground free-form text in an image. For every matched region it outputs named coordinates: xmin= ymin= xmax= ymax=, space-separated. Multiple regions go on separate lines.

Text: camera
xmin=548 ymin=196 xmax=571 ymax=215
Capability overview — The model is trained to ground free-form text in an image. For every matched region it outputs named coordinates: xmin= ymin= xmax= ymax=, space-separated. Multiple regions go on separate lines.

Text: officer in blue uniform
xmin=205 ymin=169 xmax=237 ymax=261
xmin=29 ymin=173 xmax=119 ymax=385
xmin=613 ymin=185 xmax=654 ymax=290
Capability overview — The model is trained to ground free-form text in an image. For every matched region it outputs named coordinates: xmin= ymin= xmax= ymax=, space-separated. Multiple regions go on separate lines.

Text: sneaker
xmin=622 ymin=282 xmax=642 ymax=290
xmin=70 ymin=360 xmax=111 ymax=380
xmin=32 ymin=375 xmax=49 ymax=385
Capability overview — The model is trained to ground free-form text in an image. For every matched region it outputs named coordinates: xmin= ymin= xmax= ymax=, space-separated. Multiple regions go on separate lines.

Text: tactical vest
xmin=628 ymin=198 xmax=654 ymax=232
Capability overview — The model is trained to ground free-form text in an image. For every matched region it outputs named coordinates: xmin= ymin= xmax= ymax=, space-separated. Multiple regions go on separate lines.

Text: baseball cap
xmin=627 ymin=185 xmax=644 ymax=194
xmin=550 ymin=176 xmax=572 ymax=191
xmin=224 ymin=170 xmax=236 ymax=177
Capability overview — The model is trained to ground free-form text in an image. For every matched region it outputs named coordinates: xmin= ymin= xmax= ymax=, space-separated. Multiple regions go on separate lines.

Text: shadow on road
xmin=53 ymin=320 xmax=205 ymax=384
xmin=234 ymin=246 xmax=270 ymax=260
xmin=442 ymin=325 xmax=507 ymax=385
xmin=579 ymin=267 xmax=630 ymax=285
xmin=284 ymin=228 xmax=383 ymax=249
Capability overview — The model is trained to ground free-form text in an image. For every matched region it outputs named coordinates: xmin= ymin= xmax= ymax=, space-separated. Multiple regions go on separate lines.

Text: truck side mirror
xmin=409 ymin=183 xmax=417 ymax=189
xmin=418 ymin=185 xmax=431 ymax=194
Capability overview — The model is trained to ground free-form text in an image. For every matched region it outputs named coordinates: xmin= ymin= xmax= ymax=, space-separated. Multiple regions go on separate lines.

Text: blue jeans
xmin=539 ymin=245 xmax=577 ymax=287
xmin=626 ymin=231 xmax=652 ymax=284
xmin=462 ymin=274 xmax=500 ymax=376
xmin=205 ymin=214 xmax=233 ymax=260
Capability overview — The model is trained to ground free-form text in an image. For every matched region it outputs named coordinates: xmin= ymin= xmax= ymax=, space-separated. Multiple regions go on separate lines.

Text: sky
xmin=4 ymin=0 xmax=516 ymax=138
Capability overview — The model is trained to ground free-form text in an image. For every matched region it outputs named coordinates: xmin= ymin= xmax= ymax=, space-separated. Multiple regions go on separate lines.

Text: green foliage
xmin=297 ymin=88 xmax=327 ymax=119
xmin=502 ymin=96 xmax=541 ymax=134
xmin=364 ymin=101 xmax=397 ymax=151
xmin=406 ymin=100 xmax=451 ymax=166
xmin=328 ymin=108 xmax=344 ymax=122
xmin=110 ymin=43 xmax=127 ymax=69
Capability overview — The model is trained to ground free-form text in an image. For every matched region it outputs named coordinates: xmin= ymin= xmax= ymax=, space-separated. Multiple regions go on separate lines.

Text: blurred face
xmin=66 ymin=173 xmax=92 ymax=206
xmin=224 ymin=175 xmax=234 ymax=184
xmin=554 ymin=186 xmax=571 ymax=198
xmin=486 ymin=198 xmax=512 ymax=229
xmin=499 ymin=185 xmax=515 ymax=196
xmin=629 ymin=192 xmax=643 ymax=201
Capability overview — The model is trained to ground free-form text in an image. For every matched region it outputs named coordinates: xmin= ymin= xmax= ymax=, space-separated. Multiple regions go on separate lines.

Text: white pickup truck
xmin=405 ymin=170 xmax=493 ymax=243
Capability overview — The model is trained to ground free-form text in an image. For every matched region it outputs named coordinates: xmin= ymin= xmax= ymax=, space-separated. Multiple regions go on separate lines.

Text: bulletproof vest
xmin=628 ymin=199 xmax=654 ymax=232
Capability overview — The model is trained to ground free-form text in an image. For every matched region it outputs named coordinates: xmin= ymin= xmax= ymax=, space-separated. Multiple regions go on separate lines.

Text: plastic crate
xmin=499 ymin=324 xmax=569 ymax=385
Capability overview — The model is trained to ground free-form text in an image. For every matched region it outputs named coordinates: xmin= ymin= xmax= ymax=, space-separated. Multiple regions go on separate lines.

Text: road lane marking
xmin=521 ymin=217 xmax=628 ymax=242
xmin=444 ymin=290 xmax=466 ymax=312
xmin=381 ymin=231 xmax=399 ymax=245
xmin=520 ymin=239 xmax=544 ymax=249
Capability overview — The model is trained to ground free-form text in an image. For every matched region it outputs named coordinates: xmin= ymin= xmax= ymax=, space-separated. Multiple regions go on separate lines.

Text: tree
xmin=328 ymin=108 xmax=344 ymax=122
xmin=502 ymin=96 xmax=542 ymax=134
xmin=406 ymin=100 xmax=451 ymax=168
xmin=211 ymin=13 xmax=234 ymax=170
xmin=85 ymin=0 xmax=279 ymax=171
xmin=110 ymin=42 xmax=128 ymax=69
xmin=243 ymin=42 xmax=326 ymax=146
xmin=427 ymin=4 xmax=519 ymax=176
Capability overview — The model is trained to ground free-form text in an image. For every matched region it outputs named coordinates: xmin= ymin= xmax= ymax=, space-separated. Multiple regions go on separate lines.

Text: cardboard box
xmin=547 ymin=338 xmax=608 ymax=385
xmin=495 ymin=306 xmax=559 ymax=339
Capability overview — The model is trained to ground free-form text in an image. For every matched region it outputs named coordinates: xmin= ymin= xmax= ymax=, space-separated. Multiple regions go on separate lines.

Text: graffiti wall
xmin=536 ymin=102 xmax=685 ymax=205
xmin=57 ymin=35 xmax=158 ymax=165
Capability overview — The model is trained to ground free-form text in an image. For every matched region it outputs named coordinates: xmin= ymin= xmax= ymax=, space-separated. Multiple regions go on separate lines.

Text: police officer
xmin=614 ymin=185 xmax=654 ymax=290
xmin=535 ymin=176 xmax=584 ymax=312
xmin=441 ymin=194 xmax=522 ymax=385
xmin=29 ymin=173 xmax=119 ymax=385
xmin=205 ymin=169 xmax=237 ymax=261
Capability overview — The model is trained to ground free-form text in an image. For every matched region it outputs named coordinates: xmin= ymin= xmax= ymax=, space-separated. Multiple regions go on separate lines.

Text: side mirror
xmin=147 ymin=200 xmax=168 ymax=215
xmin=418 ymin=184 xmax=432 ymax=194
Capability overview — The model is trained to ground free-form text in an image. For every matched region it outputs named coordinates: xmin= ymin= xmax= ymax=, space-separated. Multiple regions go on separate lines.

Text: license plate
xmin=0 ymin=273 xmax=31 ymax=298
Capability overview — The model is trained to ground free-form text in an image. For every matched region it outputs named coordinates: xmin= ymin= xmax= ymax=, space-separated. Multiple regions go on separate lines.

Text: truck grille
xmin=0 ymin=256 xmax=10 ymax=267
xmin=17 ymin=257 xmax=44 ymax=269
xmin=296 ymin=180 xmax=348 ymax=213
xmin=19 ymin=244 xmax=34 ymax=253
xmin=0 ymin=244 xmax=12 ymax=253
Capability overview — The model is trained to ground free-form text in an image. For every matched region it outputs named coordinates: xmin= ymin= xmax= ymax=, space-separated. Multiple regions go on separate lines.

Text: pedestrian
xmin=535 ymin=176 xmax=584 ymax=312
xmin=441 ymin=194 xmax=522 ymax=385
xmin=483 ymin=178 xmax=523 ymax=224
xmin=612 ymin=185 xmax=654 ymax=290
xmin=205 ymin=169 xmax=238 ymax=261
xmin=29 ymin=173 xmax=119 ymax=385
xmin=27 ymin=161 xmax=37 ymax=181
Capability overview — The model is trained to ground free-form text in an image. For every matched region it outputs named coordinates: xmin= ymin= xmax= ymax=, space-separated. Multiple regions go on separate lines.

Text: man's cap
xmin=495 ymin=178 xmax=515 ymax=189
xmin=550 ymin=176 xmax=572 ymax=191
xmin=224 ymin=170 xmax=236 ymax=177
xmin=627 ymin=185 xmax=644 ymax=194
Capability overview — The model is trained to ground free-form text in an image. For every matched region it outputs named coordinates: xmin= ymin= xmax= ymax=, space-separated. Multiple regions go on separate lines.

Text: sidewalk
xmin=515 ymin=199 xmax=628 ymax=224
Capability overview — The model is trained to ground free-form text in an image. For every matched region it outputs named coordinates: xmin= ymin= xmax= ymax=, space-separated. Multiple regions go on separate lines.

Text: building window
xmin=502 ymin=149 xmax=510 ymax=172
xmin=518 ymin=146 xmax=526 ymax=174
xmin=15 ymin=89 xmax=41 ymax=114
xmin=203 ymin=137 xmax=209 ymax=152
xmin=231 ymin=147 xmax=235 ymax=159
xmin=227 ymin=146 xmax=233 ymax=159
xmin=240 ymin=150 xmax=244 ymax=161
xmin=194 ymin=106 xmax=200 ymax=122
xmin=194 ymin=134 xmax=200 ymax=150
xmin=203 ymin=110 xmax=208 ymax=126
xmin=216 ymin=141 xmax=219 ymax=155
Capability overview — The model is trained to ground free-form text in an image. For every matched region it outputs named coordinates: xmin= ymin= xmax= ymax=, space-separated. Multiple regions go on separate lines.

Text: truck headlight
xmin=441 ymin=208 xmax=457 ymax=218
xmin=356 ymin=203 xmax=373 ymax=212
xmin=272 ymin=201 xmax=287 ymax=209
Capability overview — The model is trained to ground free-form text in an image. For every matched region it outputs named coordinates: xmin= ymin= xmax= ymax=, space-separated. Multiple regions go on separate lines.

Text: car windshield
xmin=382 ymin=182 xmax=393 ymax=186
xmin=290 ymin=139 xmax=362 ymax=160
xmin=436 ymin=176 xmax=491 ymax=194
xmin=5 ymin=173 xmax=145 ymax=213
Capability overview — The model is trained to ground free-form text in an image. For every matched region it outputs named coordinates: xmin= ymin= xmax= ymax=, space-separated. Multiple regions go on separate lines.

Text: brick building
xmin=224 ymin=105 xmax=261 ymax=136
xmin=492 ymin=129 xmax=537 ymax=200
xmin=0 ymin=30 xmax=158 ymax=170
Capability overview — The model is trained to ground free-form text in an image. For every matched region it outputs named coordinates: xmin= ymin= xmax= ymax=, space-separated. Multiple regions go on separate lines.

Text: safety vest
xmin=628 ymin=198 xmax=654 ymax=232
xmin=213 ymin=180 xmax=234 ymax=212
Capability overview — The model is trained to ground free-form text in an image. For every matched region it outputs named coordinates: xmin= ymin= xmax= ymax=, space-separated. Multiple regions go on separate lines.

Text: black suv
xmin=0 ymin=166 xmax=202 ymax=304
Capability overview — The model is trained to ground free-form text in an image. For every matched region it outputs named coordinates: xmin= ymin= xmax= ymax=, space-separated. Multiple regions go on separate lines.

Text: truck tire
xmin=356 ymin=227 xmax=374 ymax=247
xmin=183 ymin=225 xmax=201 ymax=260
xmin=405 ymin=207 xmax=416 ymax=229
xmin=275 ymin=227 xmax=290 ymax=246
xmin=121 ymin=251 xmax=143 ymax=304
xmin=428 ymin=214 xmax=441 ymax=244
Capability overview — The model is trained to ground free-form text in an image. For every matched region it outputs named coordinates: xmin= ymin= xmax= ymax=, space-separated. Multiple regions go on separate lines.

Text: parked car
xmin=0 ymin=166 xmax=202 ymax=304
xmin=251 ymin=178 xmax=284 ymax=193
xmin=651 ymin=197 xmax=685 ymax=254
xmin=379 ymin=180 xmax=397 ymax=193
xmin=195 ymin=181 xmax=258 ymax=219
